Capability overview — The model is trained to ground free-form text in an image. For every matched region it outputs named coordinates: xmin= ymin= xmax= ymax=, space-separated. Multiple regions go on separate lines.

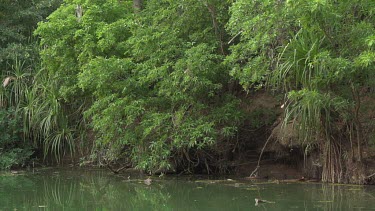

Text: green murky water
xmin=0 ymin=168 xmax=375 ymax=210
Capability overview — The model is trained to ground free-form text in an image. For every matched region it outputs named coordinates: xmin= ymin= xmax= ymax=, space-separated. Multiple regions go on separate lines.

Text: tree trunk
xmin=351 ymin=83 xmax=363 ymax=162
xmin=133 ymin=0 xmax=143 ymax=12
xmin=199 ymin=0 xmax=226 ymax=55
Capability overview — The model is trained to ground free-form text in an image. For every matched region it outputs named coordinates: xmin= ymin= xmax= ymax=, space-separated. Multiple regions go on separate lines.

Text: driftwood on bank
xmin=255 ymin=198 xmax=275 ymax=206
xmin=106 ymin=163 xmax=131 ymax=174
xmin=367 ymin=172 xmax=375 ymax=179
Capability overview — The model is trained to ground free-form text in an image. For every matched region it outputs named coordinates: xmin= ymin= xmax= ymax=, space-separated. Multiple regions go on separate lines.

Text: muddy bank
xmin=231 ymin=136 xmax=375 ymax=185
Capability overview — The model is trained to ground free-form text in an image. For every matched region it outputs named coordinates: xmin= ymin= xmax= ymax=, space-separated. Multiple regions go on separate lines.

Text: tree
xmin=35 ymin=0 xmax=244 ymax=173
xmin=227 ymin=0 xmax=375 ymax=183
xmin=133 ymin=0 xmax=143 ymax=11
xmin=0 ymin=0 xmax=62 ymax=168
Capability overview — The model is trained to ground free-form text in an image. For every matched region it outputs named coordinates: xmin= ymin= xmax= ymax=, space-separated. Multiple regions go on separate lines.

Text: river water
xmin=0 ymin=168 xmax=375 ymax=210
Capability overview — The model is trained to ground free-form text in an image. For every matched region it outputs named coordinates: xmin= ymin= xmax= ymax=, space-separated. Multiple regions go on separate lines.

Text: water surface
xmin=0 ymin=168 xmax=374 ymax=210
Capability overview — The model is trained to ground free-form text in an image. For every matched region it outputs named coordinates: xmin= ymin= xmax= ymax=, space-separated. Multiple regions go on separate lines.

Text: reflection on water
xmin=0 ymin=168 xmax=375 ymax=210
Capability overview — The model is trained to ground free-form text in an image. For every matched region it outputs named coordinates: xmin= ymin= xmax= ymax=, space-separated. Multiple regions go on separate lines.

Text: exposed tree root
xmin=249 ymin=132 xmax=275 ymax=178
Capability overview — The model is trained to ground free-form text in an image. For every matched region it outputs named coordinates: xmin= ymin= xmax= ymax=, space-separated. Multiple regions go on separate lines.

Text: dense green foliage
xmin=2 ymin=0 xmax=375 ymax=182
xmin=0 ymin=0 xmax=60 ymax=71
xmin=0 ymin=0 xmax=62 ymax=169
xmin=0 ymin=107 xmax=32 ymax=169
xmin=227 ymin=0 xmax=375 ymax=182
xmin=35 ymin=0 xmax=243 ymax=173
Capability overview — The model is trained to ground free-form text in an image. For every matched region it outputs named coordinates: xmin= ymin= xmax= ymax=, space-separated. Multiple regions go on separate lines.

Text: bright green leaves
xmin=44 ymin=0 xmax=243 ymax=172
xmin=171 ymin=44 xmax=224 ymax=100
xmin=355 ymin=51 xmax=375 ymax=68
xmin=227 ymin=0 xmax=375 ymax=91
xmin=32 ymin=0 xmax=133 ymax=160
xmin=36 ymin=0 xmax=133 ymax=99
xmin=285 ymin=89 xmax=349 ymax=144
xmin=226 ymin=0 xmax=287 ymax=90
xmin=273 ymin=29 xmax=353 ymax=91
xmin=227 ymin=0 xmax=374 ymax=182
xmin=79 ymin=57 xmax=135 ymax=95
xmin=29 ymin=0 xmax=375 ymax=176
xmin=32 ymin=0 xmax=375 ymax=178
xmin=96 ymin=19 xmax=131 ymax=55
